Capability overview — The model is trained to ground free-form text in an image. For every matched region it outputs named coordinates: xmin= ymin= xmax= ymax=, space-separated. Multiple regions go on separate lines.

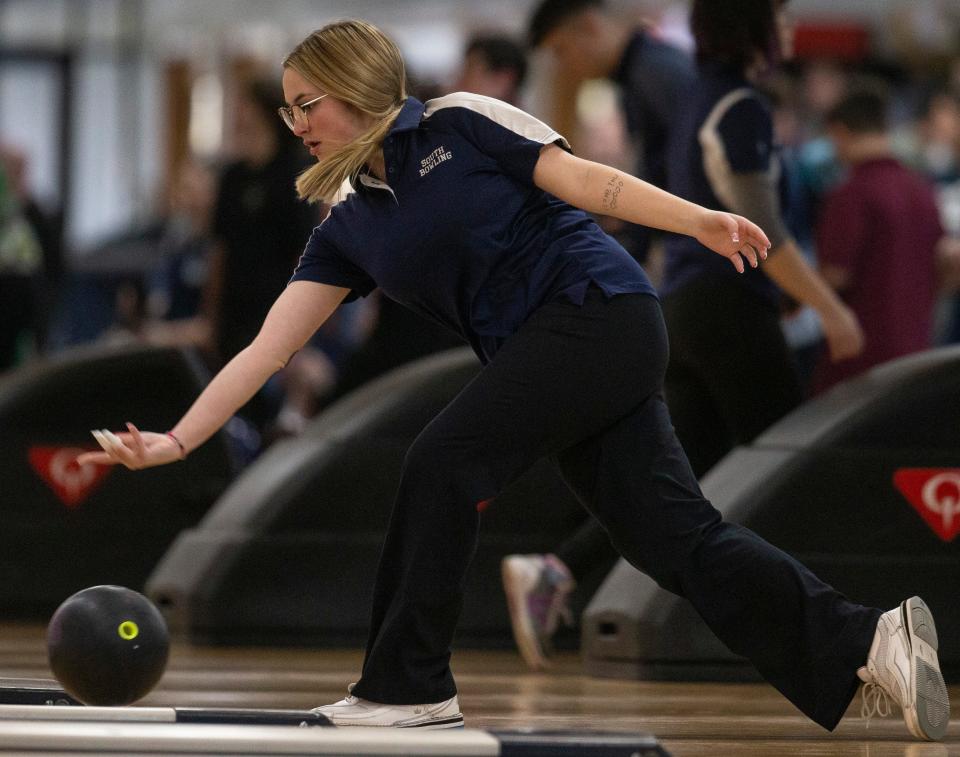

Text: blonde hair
xmin=284 ymin=20 xmax=407 ymax=204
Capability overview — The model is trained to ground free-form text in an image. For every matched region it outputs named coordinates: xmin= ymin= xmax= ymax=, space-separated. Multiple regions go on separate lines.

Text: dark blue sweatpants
xmin=351 ymin=288 xmax=880 ymax=730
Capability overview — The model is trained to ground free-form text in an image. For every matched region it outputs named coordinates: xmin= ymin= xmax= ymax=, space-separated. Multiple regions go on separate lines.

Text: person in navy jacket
xmin=79 ymin=19 xmax=948 ymax=740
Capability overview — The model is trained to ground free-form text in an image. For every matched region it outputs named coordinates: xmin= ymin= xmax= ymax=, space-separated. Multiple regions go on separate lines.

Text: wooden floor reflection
xmin=1 ymin=623 xmax=956 ymax=756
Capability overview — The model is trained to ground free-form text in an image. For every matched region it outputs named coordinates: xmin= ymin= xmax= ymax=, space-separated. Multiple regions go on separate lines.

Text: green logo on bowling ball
xmin=118 ymin=620 xmax=139 ymax=640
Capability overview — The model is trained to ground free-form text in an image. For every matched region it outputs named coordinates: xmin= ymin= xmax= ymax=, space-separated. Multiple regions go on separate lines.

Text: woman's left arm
xmin=533 ymin=144 xmax=770 ymax=272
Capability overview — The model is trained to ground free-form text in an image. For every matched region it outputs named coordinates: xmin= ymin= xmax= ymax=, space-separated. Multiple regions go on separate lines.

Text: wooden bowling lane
xmin=0 ymin=622 xmax=956 ymax=755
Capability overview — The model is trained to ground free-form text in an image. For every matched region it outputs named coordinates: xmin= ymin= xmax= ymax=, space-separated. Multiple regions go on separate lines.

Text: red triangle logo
xmin=893 ymin=468 xmax=960 ymax=542
xmin=28 ymin=446 xmax=113 ymax=508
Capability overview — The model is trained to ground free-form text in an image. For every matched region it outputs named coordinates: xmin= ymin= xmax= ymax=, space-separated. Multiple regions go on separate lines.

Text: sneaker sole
xmin=400 ymin=715 xmax=465 ymax=729
xmin=501 ymin=558 xmax=549 ymax=671
xmin=320 ymin=714 xmax=465 ymax=729
xmin=902 ymin=596 xmax=950 ymax=741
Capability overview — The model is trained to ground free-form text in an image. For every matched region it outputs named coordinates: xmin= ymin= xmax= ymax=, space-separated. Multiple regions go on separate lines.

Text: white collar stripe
xmin=424 ymin=92 xmax=571 ymax=151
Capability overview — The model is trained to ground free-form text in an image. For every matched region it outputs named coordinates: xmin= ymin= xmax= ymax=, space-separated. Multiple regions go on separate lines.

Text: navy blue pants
xmin=352 ymin=289 xmax=880 ymax=730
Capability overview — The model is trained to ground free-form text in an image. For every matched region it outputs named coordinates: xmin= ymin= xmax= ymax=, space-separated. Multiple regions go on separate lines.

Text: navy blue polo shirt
xmin=290 ymin=93 xmax=654 ymax=363
xmin=662 ymin=63 xmax=785 ymax=308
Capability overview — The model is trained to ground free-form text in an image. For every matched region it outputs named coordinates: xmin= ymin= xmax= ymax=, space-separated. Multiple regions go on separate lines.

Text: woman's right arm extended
xmin=78 ymin=281 xmax=350 ymax=469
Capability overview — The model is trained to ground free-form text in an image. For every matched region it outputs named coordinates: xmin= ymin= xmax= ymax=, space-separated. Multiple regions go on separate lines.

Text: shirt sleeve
xmin=424 ymin=93 xmax=571 ymax=185
xmin=722 ymin=172 xmax=791 ymax=251
xmin=289 ymin=224 xmax=376 ymax=302
xmin=716 ymin=96 xmax=774 ymax=174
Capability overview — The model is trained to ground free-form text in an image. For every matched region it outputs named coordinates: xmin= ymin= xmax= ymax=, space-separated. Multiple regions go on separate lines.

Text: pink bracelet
xmin=165 ymin=431 xmax=187 ymax=460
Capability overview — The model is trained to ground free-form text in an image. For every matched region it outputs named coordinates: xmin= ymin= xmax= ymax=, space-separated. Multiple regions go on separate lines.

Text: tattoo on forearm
xmin=602 ymin=173 xmax=624 ymax=212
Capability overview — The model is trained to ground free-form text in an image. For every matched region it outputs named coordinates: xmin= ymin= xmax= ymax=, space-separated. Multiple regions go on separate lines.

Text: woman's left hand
xmin=694 ymin=209 xmax=771 ymax=273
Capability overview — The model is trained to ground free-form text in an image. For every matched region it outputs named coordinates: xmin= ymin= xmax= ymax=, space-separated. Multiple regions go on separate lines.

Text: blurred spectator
xmin=528 ymin=0 xmax=694 ymax=262
xmin=454 ymin=34 xmax=527 ymax=106
xmin=142 ymin=159 xmax=217 ymax=346
xmin=793 ymin=61 xmax=851 ymax=224
xmin=890 ymin=82 xmax=960 ymax=344
xmin=0 ymin=158 xmax=43 ymax=371
xmin=801 ymin=61 xmax=851 ymax=133
xmin=814 ymin=88 xmax=943 ymax=392
xmin=898 ymin=87 xmax=960 ymax=185
xmin=0 ymin=144 xmax=62 ymax=353
xmin=660 ymin=0 xmax=863 ymax=477
xmin=202 ymin=76 xmax=322 ymax=431
xmin=207 ymin=76 xmax=319 ymax=365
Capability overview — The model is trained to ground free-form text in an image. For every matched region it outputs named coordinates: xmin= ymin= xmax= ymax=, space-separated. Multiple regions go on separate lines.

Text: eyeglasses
xmin=278 ymin=93 xmax=328 ymax=131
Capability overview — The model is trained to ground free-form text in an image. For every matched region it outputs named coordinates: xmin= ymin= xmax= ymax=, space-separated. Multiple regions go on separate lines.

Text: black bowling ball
xmin=47 ymin=585 xmax=169 ymax=706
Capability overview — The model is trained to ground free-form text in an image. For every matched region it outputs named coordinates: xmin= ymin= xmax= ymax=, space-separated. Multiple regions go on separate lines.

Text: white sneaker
xmin=312 ymin=686 xmax=464 ymax=729
xmin=501 ymin=553 xmax=575 ymax=671
xmin=857 ymin=596 xmax=950 ymax=741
